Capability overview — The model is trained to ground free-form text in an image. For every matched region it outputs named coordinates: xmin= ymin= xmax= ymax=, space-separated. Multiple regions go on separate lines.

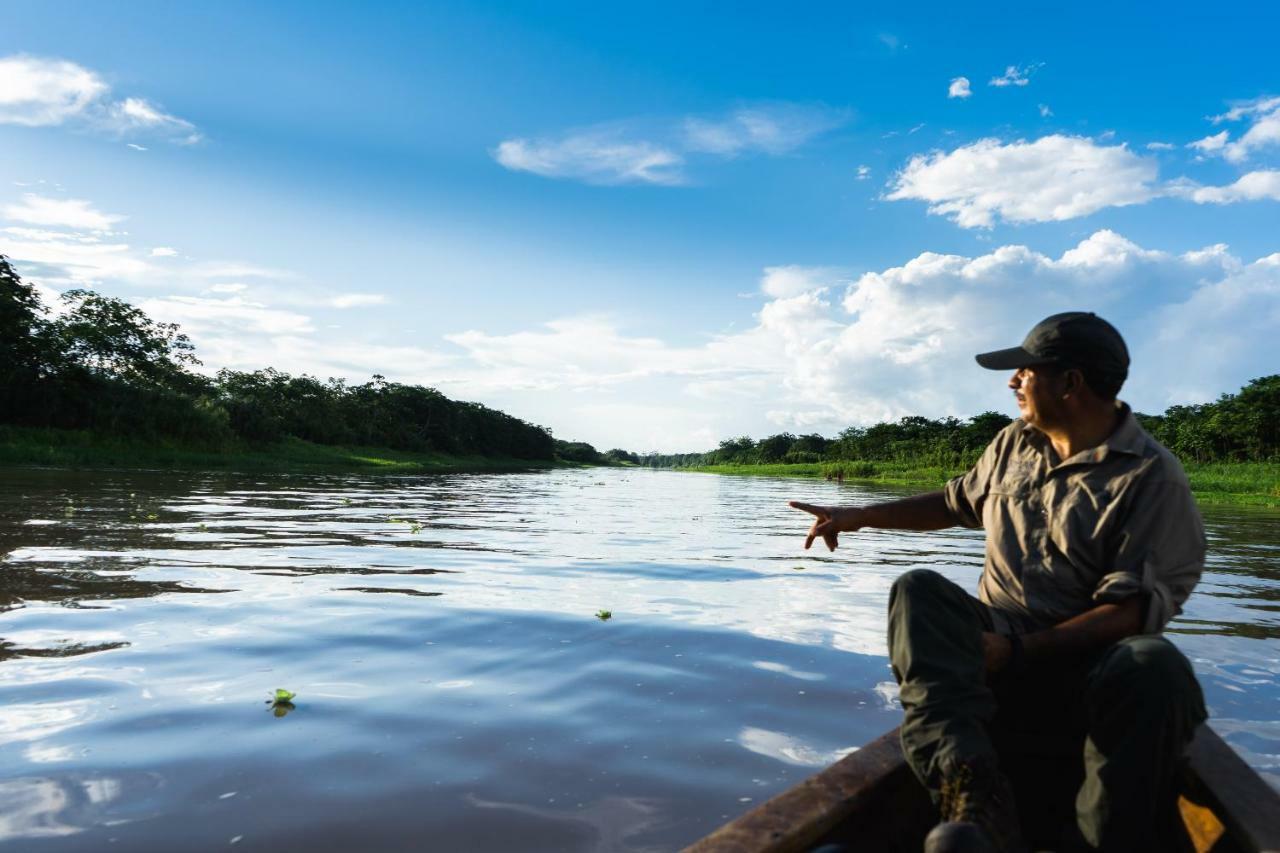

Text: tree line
xmin=0 ymin=256 xmax=556 ymax=460
xmin=631 ymin=377 xmax=1280 ymax=469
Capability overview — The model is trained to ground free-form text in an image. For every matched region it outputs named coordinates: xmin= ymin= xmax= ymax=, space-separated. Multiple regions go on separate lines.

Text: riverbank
xmin=679 ymin=460 xmax=1280 ymax=507
xmin=0 ymin=426 xmax=568 ymax=475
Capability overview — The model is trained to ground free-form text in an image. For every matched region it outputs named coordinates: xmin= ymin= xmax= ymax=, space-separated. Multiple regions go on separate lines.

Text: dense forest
xmin=635 ymin=376 xmax=1280 ymax=470
xmin=0 ymin=256 xmax=556 ymax=460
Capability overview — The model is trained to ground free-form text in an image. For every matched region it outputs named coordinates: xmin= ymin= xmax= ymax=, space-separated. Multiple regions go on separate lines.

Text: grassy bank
xmin=680 ymin=460 xmax=1280 ymax=507
xmin=0 ymin=426 xmax=566 ymax=475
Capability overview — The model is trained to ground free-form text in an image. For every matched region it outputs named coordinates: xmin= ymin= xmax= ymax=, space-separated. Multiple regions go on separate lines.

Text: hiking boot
xmin=924 ymin=756 xmax=1025 ymax=853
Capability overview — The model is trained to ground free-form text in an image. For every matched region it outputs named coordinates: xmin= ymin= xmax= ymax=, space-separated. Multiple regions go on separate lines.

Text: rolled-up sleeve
xmin=944 ymin=431 xmax=1005 ymax=529
xmin=1093 ymin=478 xmax=1205 ymax=633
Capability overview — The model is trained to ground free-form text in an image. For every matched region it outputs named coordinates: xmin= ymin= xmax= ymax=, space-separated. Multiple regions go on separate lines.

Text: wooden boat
xmin=685 ymin=725 xmax=1280 ymax=852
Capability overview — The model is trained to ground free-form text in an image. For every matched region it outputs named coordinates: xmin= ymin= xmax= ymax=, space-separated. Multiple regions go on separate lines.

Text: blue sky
xmin=3 ymin=1 xmax=1279 ymax=450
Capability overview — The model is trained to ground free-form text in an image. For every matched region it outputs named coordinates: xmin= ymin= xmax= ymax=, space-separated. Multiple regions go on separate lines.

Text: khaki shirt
xmin=944 ymin=404 xmax=1204 ymax=634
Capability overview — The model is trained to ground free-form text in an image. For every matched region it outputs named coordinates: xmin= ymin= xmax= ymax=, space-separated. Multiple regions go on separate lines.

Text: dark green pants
xmin=887 ymin=569 xmax=1207 ymax=851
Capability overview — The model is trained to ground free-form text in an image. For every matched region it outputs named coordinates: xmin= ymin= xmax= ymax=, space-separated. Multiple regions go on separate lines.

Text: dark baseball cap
xmin=975 ymin=311 xmax=1130 ymax=375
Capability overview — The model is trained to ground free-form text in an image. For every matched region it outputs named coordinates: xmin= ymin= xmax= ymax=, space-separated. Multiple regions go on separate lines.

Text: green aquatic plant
xmin=267 ymin=688 xmax=296 ymax=717
xmin=596 ymin=610 xmax=612 ymax=621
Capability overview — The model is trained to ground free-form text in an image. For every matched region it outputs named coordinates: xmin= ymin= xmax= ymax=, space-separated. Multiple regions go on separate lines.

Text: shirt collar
xmin=1018 ymin=402 xmax=1147 ymax=467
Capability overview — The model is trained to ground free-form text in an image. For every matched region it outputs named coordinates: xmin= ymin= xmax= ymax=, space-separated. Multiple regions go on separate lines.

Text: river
xmin=0 ymin=467 xmax=1276 ymax=850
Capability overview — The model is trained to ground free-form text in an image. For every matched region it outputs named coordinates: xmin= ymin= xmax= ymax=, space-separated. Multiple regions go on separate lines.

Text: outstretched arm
xmin=789 ymin=490 xmax=956 ymax=551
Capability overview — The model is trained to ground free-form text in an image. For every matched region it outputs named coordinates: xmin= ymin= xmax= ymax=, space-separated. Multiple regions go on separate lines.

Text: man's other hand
xmin=788 ymin=502 xmax=864 ymax=551
xmin=982 ymin=632 xmax=1013 ymax=676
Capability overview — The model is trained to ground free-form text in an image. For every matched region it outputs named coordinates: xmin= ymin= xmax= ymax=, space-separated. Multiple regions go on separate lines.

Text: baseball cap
xmin=975 ymin=312 xmax=1130 ymax=376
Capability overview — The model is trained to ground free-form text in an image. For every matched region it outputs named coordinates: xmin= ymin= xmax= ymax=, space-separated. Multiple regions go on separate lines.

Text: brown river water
xmin=0 ymin=466 xmax=1276 ymax=851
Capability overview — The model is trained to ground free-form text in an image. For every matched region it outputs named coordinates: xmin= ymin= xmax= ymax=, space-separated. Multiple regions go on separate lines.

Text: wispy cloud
xmin=494 ymin=133 xmax=684 ymax=185
xmin=988 ymin=64 xmax=1040 ymax=88
xmin=1200 ymin=96 xmax=1280 ymax=163
xmin=947 ymin=77 xmax=971 ymax=99
xmin=494 ymin=104 xmax=844 ymax=186
xmin=0 ymin=54 xmax=200 ymax=144
xmin=683 ymin=106 xmax=845 ymax=157
xmin=2 ymin=193 xmax=124 ymax=231
xmin=329 ymin=293 xmax=388 ymax=308
xmin=1038 ymin=104 xmax=1052 ymax=118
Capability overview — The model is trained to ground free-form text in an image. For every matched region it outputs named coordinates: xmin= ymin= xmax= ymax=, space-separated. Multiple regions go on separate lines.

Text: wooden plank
xmin=1185 ymin=725 xmax=1280 ymax=853
xmin=682 ymin=728 xmax=914 ymax=853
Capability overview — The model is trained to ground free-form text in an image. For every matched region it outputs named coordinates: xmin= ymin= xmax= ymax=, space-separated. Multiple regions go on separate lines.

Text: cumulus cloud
xmin=1179 ymin=170 xmax=1280 ymax=204
xmin=425 ymin=230 xmax=1278 ymax=445
xmin=856 ymin=165 xmax=871 ymax=180
xmin=494 ymin=134 xmax=684 ymax=185
xmin=760 ymin=266 xmax=843 ymax=298
xmin=886 ymin=135 xmax=1158 ymax=227
xmin=1192 ymin=96 xmax=1280 ymax=163
xmin=947 ymin=77 xmax=971 ymax=99
xmin=1188 ymin=130 xmax=1228 ymax=154
xmin=0 ymin=54 xmax=199 ymax=143
xmin=494 ymin=104 xmax=842 ymax=185
xmin=989 ymin=64 xmax=1039 ymax=88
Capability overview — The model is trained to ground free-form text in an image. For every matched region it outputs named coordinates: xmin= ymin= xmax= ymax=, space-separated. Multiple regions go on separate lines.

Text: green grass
xmin=681 ymin=460 xmax=1280 ymax=507
xmin=0 ymin=426 xmax=567 ymax=475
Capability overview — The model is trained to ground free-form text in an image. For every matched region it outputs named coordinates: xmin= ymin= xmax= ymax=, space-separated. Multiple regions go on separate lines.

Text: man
xmin=791 ymin=312 xmax=1207 ymax=853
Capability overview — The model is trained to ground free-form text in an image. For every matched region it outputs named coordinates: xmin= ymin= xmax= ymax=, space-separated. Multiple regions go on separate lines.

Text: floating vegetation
xmin=791 ymin=565 xmax=806 ymax=571
xmin=387 ymin=516 xmax=424 ymax=534
xmin=267 ymin=688 xmax=296 ymax=718
xmin=596 ymin=610 xmax=612 ymax=621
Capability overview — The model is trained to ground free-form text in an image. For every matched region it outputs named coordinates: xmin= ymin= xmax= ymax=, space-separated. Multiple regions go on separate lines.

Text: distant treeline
xmin=633 ymin=376 xmax=1280 ymax=469
xmin=0 ymin=256 xmax=556 ymax=460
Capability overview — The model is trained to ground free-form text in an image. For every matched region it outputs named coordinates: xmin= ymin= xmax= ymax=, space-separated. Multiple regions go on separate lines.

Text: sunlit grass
xmin=683 ymin=460 xmax=1279 ymax=507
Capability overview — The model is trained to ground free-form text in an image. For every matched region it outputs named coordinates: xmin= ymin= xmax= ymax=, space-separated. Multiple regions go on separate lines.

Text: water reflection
xmin=0 ymin=466 xmax=1276 ymax=850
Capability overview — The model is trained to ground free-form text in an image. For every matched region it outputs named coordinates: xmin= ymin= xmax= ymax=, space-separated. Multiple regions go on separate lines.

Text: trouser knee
xmin=888 ymin=569 xmax=953 ymax=620
xmin=1088 ymin=636 xmax=1206 ymax=738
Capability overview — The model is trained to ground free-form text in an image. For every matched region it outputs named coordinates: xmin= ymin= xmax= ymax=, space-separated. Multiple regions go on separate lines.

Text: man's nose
xmin=1008 ymin=369 xmax=1022 ymax=390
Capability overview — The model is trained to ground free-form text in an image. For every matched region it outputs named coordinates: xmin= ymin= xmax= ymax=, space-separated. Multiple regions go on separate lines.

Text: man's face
xmin=1009 ymin=366 xmax=1068 ymax=430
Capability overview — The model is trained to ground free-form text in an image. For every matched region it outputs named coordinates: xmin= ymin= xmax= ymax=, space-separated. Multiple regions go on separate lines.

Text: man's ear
xmin=1062 ymin=368 xmax=1085 ymax=397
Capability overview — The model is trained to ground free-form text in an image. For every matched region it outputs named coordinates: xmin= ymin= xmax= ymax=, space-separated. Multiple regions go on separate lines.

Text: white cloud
xmin=495 ymin=104 xmax=841 ymax=185
xmin=988 ymin=64 xmax=1039 ymax=88
xmin=1038 ymin=104 xmax=1052 ymax=118
xmin=886 ymin=135 xmax=1158 ymax=227
xmin=2 ymin=193 xmax=123 ymax=230
xmin=424 ymin=230 xmax=1278 ymax=447
xmin=329 ymin=293 xmax=387 ymax=308
xmin=127 ymin=143 xmax=148 ymax=151
xmin=106 ymin=97 xmax=201 ymax=144
xmin=947 ymin=77 xmax=972 ymax=99
xmin=1180 ymin=170 xmax=1280 ymax=204
xmin=855 ymin=165 xmax=871 ymax=180
xmin=0 ymin=54 xmax=199 ymax=143
xmin=150 ymin=246 xmax=178 ymax=257
xmin=760 ymin=266 xmax=842 ymax=298
xmin=1146 ymin=141 xmax=1175 ymax=151
xmin=1195 ymin=96 xmax=1280 ymax=163
xmin=1188 ymin=130 xmax=1228 ymax=154
xmin=139 ymin=295 xmax=313 ymax=336
xmin=683 ymin=105 xmax=845 ymax=157
xmin=208 ymin=283 xmax=247 ymax=294
xmin=494 ymin=133 xmax=684 ymax=186
xmin=0 ymin=55 xmax=106 ymax=126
